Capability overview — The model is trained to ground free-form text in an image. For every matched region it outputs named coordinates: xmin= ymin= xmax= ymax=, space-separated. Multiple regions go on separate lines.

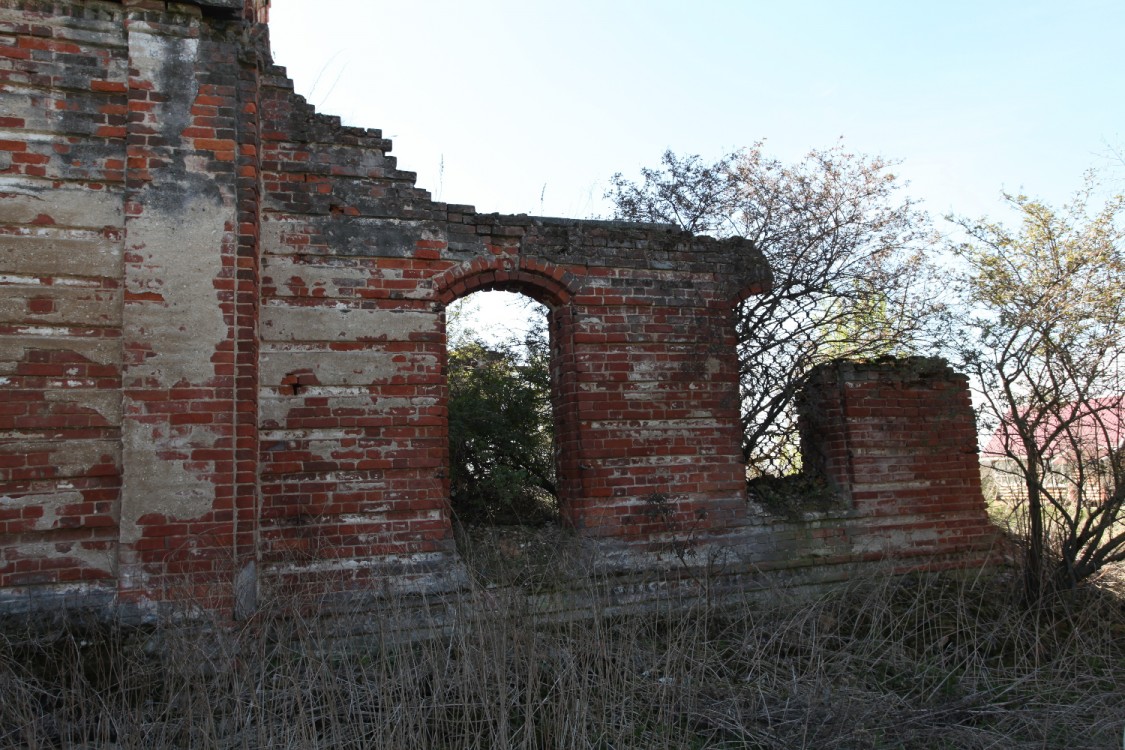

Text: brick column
xmin=800 ymin=358 xmax=996 ymax=556
xmin=118 ymin=4 xmax=248 ymax=610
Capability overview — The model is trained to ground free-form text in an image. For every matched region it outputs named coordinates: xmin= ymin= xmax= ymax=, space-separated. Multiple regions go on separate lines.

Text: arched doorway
xmin=435 ymin=259 xmax=582 ymax=584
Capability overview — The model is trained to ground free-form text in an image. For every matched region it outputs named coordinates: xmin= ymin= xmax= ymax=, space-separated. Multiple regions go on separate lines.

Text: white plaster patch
xmin=130 ymin=25 xmax=198 ymax=74
xmin=269 ymin=551 xmax=451 ymax=576
xmin=259 ymin=347 xmax=436 ymax=387
xmin=0 ymin=178 xmax=125 ymax=228
xmin=856 ymin=480 xmax=929 ymax=491
xmin=0 ymin=491 xmax=84 ymax=531
xmin=45 ymin=389 xmax=122 ymax=426
xmin=597 ymin=456 xmax=703 ymax=468
xmin=262 ymin=257 xmax=435 ymax=302
xmin=258 ymin=394 xmax=434 ymax=429
xmin=0 ymin=129 xmax=70 ymax=144
xmin=0 ymin=227 xmax=123 ymax=278
xmin=586 ymin=418 xmax=717 ymax=432
xmin=259 ymin=428 xmax=362 ymax=442
xmin=259 ymin=215 xmax=286 ymax=254
xmin=119 ymin=421 xmax=218 ymax=544
xmin=0 ymin=286 xmax=119 ymax=327
xmin=12 ymin=541 xmax=114 ymax=575
xmin=260 ymin=305 xmax=437 ymax=343
xmin=124 ymin=195 xmax=228 ymax=384
xmin=12 ymin=326 xmax=70 ymax=337
xmin=46 ymin=440 xmax=118 ymax=478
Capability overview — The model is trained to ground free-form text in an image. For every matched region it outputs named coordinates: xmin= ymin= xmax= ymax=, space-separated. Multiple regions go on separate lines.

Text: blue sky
xmin=268 ymin=1 xmax=1123 ymax=226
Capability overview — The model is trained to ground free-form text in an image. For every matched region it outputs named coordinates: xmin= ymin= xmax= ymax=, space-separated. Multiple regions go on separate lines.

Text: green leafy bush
xmin=447 ymin=321 xmax=557 ymax=524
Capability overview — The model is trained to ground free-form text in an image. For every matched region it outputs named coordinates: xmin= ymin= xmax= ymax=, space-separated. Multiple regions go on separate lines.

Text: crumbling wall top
xmin=139 ymin=0 xmax=268 ymax=22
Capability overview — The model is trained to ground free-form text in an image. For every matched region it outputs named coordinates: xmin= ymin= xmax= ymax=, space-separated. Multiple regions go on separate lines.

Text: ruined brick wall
xmin=2 ymin=1 xmax=130 ymax=609
xmin=0 ymin=0 xmax=262 ymax=613
xmin=253 ymin=61 xmax=770 ymax=586
xmin=0 ymin=0 xmax=995 ymax=619
xmin=797 ymin=358 xmax=996 ymax=563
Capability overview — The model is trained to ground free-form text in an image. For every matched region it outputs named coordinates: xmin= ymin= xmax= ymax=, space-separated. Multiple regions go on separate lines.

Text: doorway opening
xmin=446 ymin=290 xmax=559 ymax=526
xmin=446 ymin=290 xmax=580 ymax=587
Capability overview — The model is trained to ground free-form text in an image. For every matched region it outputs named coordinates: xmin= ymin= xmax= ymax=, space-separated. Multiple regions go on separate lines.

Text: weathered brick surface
xmin=797 ymin=358 xmax=996 ymax=562
xmin=0 ymin=0 xmax=996 ymax=620
xmin=0 ymin=0 xmax=128 ymax=604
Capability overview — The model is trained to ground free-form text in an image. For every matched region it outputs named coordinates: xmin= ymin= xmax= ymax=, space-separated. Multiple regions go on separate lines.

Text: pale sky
xmin=268 ymin=1 xmax=1124 ymax=226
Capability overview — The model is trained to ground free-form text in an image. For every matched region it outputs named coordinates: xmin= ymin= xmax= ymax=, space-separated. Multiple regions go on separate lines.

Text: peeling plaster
xmin=0 ymin=287 xmax=119 ymax=327
xmin=0 ymin=338 xmax=120 ymax=375
xmin=38 ymin=440 xmax=119 ymax=478
xmin=120 ymin=421 xmax=218 ymax=543
xmin=124 ymin=193 xmax=228 ymax=384
xmin=1 ymin=491 xmax=84 ymax=531
xmin=8 ymin=540 xmax=114 ymax=574
xmin=261 ymin=346 xmax=436 ymax=386
xmin=0 ymin=227 xmax=123 ymax=278
xmin=269 ymin=551 xmax=453 ymax=576
xmin=259 ymin=393 xmax=433 ymax=427
xmin=115 ymin=26 xmax=232 ymax=553
xmin=0 ymin=178 xmax=124 ymax=228
xmin=45 ymin=389 xmax=122 ymax=425
xmin=261 ymin=305 xmax=438 ymax=343
xmin=260 ymin=348 xmax=425 ymax=386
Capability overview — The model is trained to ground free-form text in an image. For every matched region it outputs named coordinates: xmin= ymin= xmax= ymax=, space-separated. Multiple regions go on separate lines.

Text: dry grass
xmin=2 ymin=565 xmax=1124 ymax=749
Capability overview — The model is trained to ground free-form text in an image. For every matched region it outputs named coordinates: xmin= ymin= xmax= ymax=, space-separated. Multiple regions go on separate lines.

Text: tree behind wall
xmin=951 ymin=175 xmax=1125 ymax=597
xmin=607 ymin=143 xmax=942 ymax=476
xmin=446 ymin=301 xmax=557 ymax=524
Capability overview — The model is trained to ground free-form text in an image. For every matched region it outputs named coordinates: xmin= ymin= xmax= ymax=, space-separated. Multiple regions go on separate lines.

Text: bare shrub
xmin=952 ymin=176 xmax=1125 ymax=598
xmin=607 ymin=144 xmax=943 ymax=477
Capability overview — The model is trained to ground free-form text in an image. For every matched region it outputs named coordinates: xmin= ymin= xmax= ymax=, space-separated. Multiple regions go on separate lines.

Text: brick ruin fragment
xmin=0 ymin=0 xmax=997 ymax=620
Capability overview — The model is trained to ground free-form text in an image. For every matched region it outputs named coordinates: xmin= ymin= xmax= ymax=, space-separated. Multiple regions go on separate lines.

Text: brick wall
xmin=0 ymin=0 xmax=996 ymax=620
xmin=0 ymin=0 xmax=259 ymax=615
xmin=798 ymin=358 xmax=996 ymax=562
xmin=1 ymin=1 xmax=128 ymax=607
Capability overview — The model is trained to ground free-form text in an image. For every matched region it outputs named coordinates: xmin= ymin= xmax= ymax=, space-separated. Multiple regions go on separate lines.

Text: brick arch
xmin=434 ymin=253 xmax=584 ymax=529
xmin=433 ymin=255 xmax=579 ymax=307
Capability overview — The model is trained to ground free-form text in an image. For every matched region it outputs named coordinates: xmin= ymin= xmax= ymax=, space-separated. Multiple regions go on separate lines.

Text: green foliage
xmin=447 ymin=309 xmax=557 ymax=524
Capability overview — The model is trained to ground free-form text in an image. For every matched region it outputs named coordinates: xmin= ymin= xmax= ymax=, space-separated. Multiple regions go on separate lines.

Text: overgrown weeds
xmin=2 ymin=567 xmax=1123 ymax=749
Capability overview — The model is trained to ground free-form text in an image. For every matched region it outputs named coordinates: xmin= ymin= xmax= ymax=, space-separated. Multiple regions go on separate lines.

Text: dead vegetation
xmin=2 ymin=565 xmax=1124 ymax=749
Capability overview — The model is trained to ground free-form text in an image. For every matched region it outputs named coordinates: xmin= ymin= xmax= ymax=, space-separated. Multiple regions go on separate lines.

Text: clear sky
xmin=268 ymin=1 xmax=1123 ymax=226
